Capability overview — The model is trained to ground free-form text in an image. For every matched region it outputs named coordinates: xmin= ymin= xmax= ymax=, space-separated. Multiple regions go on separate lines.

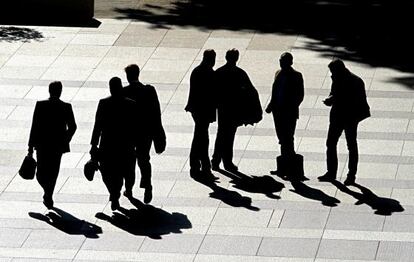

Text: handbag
xmin=19 ymin=154 xmax=37 ymax=180
xmin=84 ymin=159 xmax=99 ymax=181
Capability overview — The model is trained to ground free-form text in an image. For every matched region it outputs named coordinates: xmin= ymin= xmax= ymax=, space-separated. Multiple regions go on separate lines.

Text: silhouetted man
xmin=212 ymin=49 xmax=255 ymax=172
xmin=318 ymin=59 xmax=370 ymax=185
xmin=185 ymin=49 xmax=217 ymax=178
xmin=123 ymin=64 xmax=166 ymax=204
xmin=90 ymin=77 xmax=136 ymax=211
xmin=265 ymin=52 xmax=304 ymax=177
xmin=28 ymin=81 xmax=77 ymax=209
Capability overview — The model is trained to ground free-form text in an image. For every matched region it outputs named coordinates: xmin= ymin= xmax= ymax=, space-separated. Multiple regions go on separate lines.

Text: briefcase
xmin=276 ymin=154 xmax=304 ymax=180
xmin=19 ymin=154 xmax=37 ymax=180
xmin=84 ymin=159 xmax=99 ymax=181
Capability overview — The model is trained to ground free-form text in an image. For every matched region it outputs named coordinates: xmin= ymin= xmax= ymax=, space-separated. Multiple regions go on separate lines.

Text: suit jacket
xmin=266 ymin=67 xmax=304 ymax=119
xmin=185 ymin=63 xmax=217 ymax=123
xmin=123 ymin=82 xmax=166 ymax=149
xmin=90 ymin=96 xmax=136 ymax=154
xmin=215 ymin=63 xmax=259 ymax=126
xmin=29 ymin=98 xmax=77 ymax=153
xmin=328 ymin=69 xmax=370 ymax=123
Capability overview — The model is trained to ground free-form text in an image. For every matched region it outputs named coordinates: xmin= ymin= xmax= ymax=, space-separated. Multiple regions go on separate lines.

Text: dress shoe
xmin=223 ymin=163 xmax=238 ymax=172
xmin=43 ymin=198 xmax=54 ymax=209
xmin=344 ymin=176 xmax=356 ymax=186
xmin=318 ymin=173 xmax=336 ymax=182
xmin=123 ymin=190 xmax=133 ymax=199
xmin=111 ymin=199 xmax=120 ymax=211
xmin=144 ymin=187 xmax=153 ymax=204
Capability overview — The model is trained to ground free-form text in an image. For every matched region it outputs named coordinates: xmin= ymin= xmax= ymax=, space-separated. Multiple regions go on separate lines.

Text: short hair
xmin=280 ymin=52 xmax=293 ymax=66
xmin=328 ymin=59 xmax=346 ymax=72
xmin=49 ymin=81 xmax=62 ymax=98
xmin=225 ymin=48 xmax=239 ymax=63
xmin=109 ymin=77 xmax=122 ymax=96
xmin=124 ymin=64 xmax=140 ymax=80
xmin=203 ymin=49 xmax=216 ymax=60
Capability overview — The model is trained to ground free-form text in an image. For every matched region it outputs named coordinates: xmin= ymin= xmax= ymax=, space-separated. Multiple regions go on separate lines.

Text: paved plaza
xmin=1 ymin=3 xmax=414 ymax=261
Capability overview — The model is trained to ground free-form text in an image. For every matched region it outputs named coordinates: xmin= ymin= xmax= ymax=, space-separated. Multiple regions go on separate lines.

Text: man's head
xmin=49 ymin=81 xmax=62 ymax=99
xmin=109 ymin=77 xmax=123 ymax=97
xmin=328 ymin=59 xmax=347 ymax=76
xmin=125 ymin=64 xmax=140 ymax=83
xmin=279 ymin=52 xmax=293 ymax=69
xmin=225 ymin=48 xmax=239 ymax=65
xmin=202 ymin=49 xmax=216 ymax=68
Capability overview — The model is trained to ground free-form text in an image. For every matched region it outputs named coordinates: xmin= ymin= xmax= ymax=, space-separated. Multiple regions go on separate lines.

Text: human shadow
xmin=95 ymin=198 xmax=191 ymax=239
xmin=191 ymin=173 xmax=259 ymax=211
xmin=332 ymin=181 xmax=404 ymax=215
xmin=290 ymin=180 xmax=340 ymax=207
xmin=114 ymin=0 xmax=414 ymax=83
xmin=0 ymin=27 xmax=44 ymax=43
xmin=28 ymin=207 xmax=102 ymax=238
xmin=217 ymin=169 xmax=284 ymax=200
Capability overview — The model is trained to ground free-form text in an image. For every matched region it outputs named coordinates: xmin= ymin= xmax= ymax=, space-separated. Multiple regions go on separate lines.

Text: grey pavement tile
xmin=114 ymin=35 xmax=164 ymax=47
xmin=195 ymin=254 xmax=313 ymax=262
xmin=22 ymin=229 xmax=85 ymax=249
xmin=377 ymin=241 xmax=414 ymax=262
xmin=70 ymin=34 xmax=119 ymax=46
xmin=0 ymin=67 xmax=47 ymax=80
xmin=41 ymin=68 xmax=93 ymax=82
xmin=60 ymin=45 xmax=111 ymax=57
xmin=81 ymin=231 xmax=143 ymax=251
xmin=75 ymin=250 xmax=195 ymax=261
xmin=0 ymin=228 xmax=31 ymax=248
xmin=0 ymin=85 xmax=31 ymax=99
xmin=198 ymin=235 xmax=262 ymax=256
xmin=202 ymin=38 xmax=251 ymax=51
xmin=279 ymin=210 xmax=329 ymax=229
xmin=258 ymin=237 xmax=320 ymax=258
xmin=326 ymin=211 xmax=385 ymax=231
xmin=212 ymin=208 xmax=273 ymax=227
xmin=12 ymin=259 xmax=72 ymax=262
xmin=139 ymin=234 xmax=203 ymax=254
xmin=384 ymin=214 xmax=414 ymax=232
xmin=317 ymin=239 xmax=378 ymax=260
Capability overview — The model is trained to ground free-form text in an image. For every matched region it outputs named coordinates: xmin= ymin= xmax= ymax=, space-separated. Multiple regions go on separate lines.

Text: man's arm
xmin=65 ymin=104 xmax=77 ymax=144
xmin=28 ymin=102 xmax=40 ymax=155
xmin=90 ymin=101 xmax=103 ymax=158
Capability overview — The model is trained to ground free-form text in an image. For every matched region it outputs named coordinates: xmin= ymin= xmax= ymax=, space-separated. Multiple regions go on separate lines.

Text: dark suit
xmin=326 ymin=69 xmax=370 ymax=177
xmin=212 ymin=63 xmax=254 ymax=167
xmin=29 ymin=98 xmax=77 ymax=202
xmin=185 ymin=63 xmax=216 ymax=172
xmin=266 ymin=67 xmax=304 ymax=156
xmin=91 ymin=96 xmax=136 ymax=201
xmin=123 ymin=81 xmax=166 ymax=189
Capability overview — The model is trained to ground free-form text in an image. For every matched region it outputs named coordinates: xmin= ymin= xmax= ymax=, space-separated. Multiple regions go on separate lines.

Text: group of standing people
xmin=27 ymin=48 xmax=370 ymax=211
xmin=186 ymin=49 xmax=370 ymax=185
xmin=28 ymin=64 xmax=165 ymax=210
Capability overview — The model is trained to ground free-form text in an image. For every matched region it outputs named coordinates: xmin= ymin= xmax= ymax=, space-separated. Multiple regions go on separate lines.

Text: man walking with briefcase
xmin=28 ymin=81 xmax=77 ymax=209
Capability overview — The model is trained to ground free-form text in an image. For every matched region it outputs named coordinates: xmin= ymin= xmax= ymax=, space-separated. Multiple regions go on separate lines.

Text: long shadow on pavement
xmin=29 ymin=207 xmax=102 ymax=238
xmin=95 ymin=198 xmax=192 ymax=239
xmin=191 ymin=172 xmax=260 ymax=211
xmin=332 ymin=180 xmax=404 ymax=215
xmin=290 ymin=180 xmax=340 ymax=207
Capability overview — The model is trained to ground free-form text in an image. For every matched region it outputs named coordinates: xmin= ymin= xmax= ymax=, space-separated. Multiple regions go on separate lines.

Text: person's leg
xmin=344 ymin=121 xmax=359 ymax=185
xmin=222 ymin=122 xmax=238 ymax=171
xmin=276 ymin=115 xmax=297 ymax=157
xmin=100 ymin=156 xmax=122 ymax=210
xmin=137 ymin=138 xmax=153 ymax=203
xmin=199 ymin=120 xmax=211 ymax=172
xmin=189 ymin=114 xmax=202 ymax=173
xmin=212 ymin=116 xmax=225 ymax=169
xmin=36 ymin=150 xmax=62 ymax=208
xmin=319 ymin=121 xmax=343 ymax=181
xmin=123 ymin=150 xmax=136 ymax=198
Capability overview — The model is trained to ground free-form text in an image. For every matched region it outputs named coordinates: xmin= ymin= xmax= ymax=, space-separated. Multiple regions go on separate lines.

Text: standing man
xmin=185 ymin=49 xmax=217 ymax=178
xmin=318 ymin=59 xmax=370 ymax=185
xmin=90 ymin=77 xmax=136 ymax=211
xmin=212 ymin=49 xmax=256 ymax=172
xmin=265 ymin=52 xmax=304 ymax=178
xmin=29 ymin=81 xmax=77 ymax=209
xmin=123 ymin=64 xmax=166 ymax=204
